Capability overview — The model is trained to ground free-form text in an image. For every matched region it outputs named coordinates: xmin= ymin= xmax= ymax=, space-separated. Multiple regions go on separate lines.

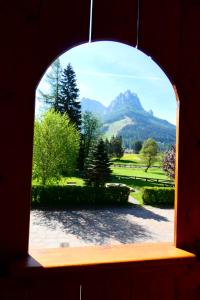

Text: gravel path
xmin=29 ymin=203 xmax=174 ymax=249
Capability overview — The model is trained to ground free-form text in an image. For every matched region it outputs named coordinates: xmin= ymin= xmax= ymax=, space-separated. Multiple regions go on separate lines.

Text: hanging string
xmin=136 ymin=0 xmax=140 ymax=48
xmin=89 ymin=0 xmax=94 ymax=43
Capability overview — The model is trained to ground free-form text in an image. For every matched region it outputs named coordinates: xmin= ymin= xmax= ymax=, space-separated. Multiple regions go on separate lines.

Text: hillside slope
xmin=81 ymin=90 xmax=176 ymax=147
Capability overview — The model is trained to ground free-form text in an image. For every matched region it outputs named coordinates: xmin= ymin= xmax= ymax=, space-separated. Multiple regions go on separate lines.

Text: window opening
xmin=30 ymin=41 xmax=176 ymax=249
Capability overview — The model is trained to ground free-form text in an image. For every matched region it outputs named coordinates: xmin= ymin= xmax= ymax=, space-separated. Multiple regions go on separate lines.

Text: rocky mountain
xmin=81 ymin=90 xmax=176 ymax=148
xmin=81 ymin=97 xmax=107 ymax=119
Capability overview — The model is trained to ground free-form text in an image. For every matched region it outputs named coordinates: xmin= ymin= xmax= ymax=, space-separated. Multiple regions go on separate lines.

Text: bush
xmin=32 ymin=185 xmax=130 ymax=208
xmin=142 ymin=187 xmax=174 ymax=207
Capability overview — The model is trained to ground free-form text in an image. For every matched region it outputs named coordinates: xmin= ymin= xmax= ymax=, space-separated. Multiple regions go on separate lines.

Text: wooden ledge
xmin=28 ymin=243 xmax=196 ymax=269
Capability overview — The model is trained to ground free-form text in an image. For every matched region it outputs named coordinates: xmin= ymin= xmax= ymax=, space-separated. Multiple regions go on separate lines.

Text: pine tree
xmin=133 ymin=140 xmax=143 ymax=154
xmin=113 ymin=136 xmax=124 ymax=159
xmin=84 ymin=139 xmax=112 ymax=187
xmin=109 ymin=136 xmax=124 ymax=159
xmin=59 ymin=63 xmax=81 ymax=130
xmin=38 ymin=58 xmax=62 ymax=110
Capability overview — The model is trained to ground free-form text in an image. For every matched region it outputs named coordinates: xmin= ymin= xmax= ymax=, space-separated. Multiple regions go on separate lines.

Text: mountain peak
xmin=81 ymin=97 xmax=107 ymax=119
xmin=80 ymin=91 xmax=175 ymax=148
xmin=107 ymin=90 xmax=145 ymax=114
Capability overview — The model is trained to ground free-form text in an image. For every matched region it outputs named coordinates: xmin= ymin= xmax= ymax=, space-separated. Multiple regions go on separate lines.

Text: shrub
xmin=32 ymin=185 xmax=130 ymax=208
xmin=142 ymin=187 xmax=174 ymax=206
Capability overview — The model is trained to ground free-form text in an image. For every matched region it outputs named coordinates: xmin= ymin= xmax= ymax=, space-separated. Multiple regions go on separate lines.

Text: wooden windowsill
xmin=24 ymin=243 xmax=196 ymax=270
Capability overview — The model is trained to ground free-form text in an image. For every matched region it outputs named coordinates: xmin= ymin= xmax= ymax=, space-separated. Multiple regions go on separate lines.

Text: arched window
xmin=30 ymin=41 xmax=177 ymax=249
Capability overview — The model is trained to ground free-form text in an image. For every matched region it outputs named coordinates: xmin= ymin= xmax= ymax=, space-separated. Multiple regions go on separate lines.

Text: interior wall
xmin=0 ymin=0 xmax=200 ymax=258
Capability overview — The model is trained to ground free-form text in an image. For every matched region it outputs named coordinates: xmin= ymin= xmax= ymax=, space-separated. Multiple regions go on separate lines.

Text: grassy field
xmin=112 ymin=153 xmax=163 ymax=167
xmin=111 ymin=153 xmax=169 ymax=204
xmin=32 ymin=154 xmax=170 ymax=206
xmin=112 ymin=166 xmax=167 ymax=179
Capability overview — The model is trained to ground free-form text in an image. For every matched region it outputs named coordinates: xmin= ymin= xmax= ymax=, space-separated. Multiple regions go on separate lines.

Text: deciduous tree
xmin=140 ymin=138 xmax=158 ymax=172
xmin=163 ymin=145 xmax=176 ymax=179
xmin=32 ymin=110 xmax=80 ymax=185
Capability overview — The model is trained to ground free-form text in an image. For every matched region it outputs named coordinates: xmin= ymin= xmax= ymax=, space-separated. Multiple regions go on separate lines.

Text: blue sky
xmin=37 ymin=41 xmax=177 ymax=124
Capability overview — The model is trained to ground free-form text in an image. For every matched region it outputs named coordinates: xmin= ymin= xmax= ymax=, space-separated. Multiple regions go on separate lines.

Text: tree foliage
xmin=59 ymin=63 xmax=81 ymax=130
xmin=133 ymin=140 xmax=143 ymax=154
xmin=84 ymin=139 xmax=112 ymax=187
xmin=105 ymin=136 xmax=124 ymax=159
xmin=140 ymin=138 xmax=159 ymax=172
xmin=32 ymin=110 xmax=80 ymax=185
xmin=163 ymin=145 xmax=176 ymax=179
xmin=78 ymin=111 xmax=101 ymax=171
xmin=38 ymin=58 xmax=62 ymax=110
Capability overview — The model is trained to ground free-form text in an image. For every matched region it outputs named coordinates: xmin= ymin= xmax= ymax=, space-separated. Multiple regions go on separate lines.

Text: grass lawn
xmin=112 ymin=153 xmax=143 ymax=165
xmin=111 ymin=168 xmax=168 ymax=205
xmin=112 ymin=153 xmax=163 ymax=167
xmin=111 ymin=166 xmax=167 ymax=179
xmin=32 ymin=153 xmax=169 ymax=206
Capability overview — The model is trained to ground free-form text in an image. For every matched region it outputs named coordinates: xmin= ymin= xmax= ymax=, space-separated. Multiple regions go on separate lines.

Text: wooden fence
xmin=112 ymin=164 xmax=160 ymax=169
xmin=114 ymin=175 xmax=174 ymax=187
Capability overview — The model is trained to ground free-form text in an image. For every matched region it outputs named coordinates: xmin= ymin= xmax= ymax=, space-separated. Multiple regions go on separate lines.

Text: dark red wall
xmin=0 ymin=0 xmax=200 ymax=259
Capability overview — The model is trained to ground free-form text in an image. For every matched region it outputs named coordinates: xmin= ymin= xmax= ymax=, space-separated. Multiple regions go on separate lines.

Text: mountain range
xmin=81 ymin=90 xmax=176 ymax=148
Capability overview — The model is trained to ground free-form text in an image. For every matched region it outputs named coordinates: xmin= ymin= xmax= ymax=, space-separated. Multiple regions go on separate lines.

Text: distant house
xmin=124 ymin=148 xmax=133 ymax=154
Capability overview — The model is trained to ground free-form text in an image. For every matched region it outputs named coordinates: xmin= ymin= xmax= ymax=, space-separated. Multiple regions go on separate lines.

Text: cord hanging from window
xmin=136 ymin=0 xmax=140 ymax=48
xmin=89 ymin=0 xmax=94 ymax=43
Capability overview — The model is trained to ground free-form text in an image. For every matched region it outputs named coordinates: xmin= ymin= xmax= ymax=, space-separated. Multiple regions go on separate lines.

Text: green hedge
xmin=32 ymin=185 xmax=130 ymax=208
xmin=142 ymin=187 xmax=174 ymax=206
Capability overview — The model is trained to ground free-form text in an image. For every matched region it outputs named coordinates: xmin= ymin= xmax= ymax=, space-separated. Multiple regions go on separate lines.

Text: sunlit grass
xmin=112 ymin=153 xmax=163 ymax=167
xmin=111 ymin=167 xmax=167 ymax=179
xmin=32 ymin=176 xmax=85 ymax=186
xmin=32 ymin=153 xmax=168 ymax=206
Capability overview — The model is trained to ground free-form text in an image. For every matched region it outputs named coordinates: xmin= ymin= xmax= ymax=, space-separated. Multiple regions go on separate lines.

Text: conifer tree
xmin=38 ymin=58 xmax=62 ymax=110
xmin=112 ymin=136 xmax=124 ymax=159
xmin=109 ymin=136 xmax=124 ymax=159
xmin=59 ymin=63 xmax=81 ymax=130
xmin=84 ymin=139 xmax=111 ymax=187
xmin=133 ymin=140 xmax=143 ymax=154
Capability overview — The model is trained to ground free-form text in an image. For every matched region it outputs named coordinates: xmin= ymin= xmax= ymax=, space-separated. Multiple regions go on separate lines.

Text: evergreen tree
xmin=84 ymin=139 xmax=112 ymax=187
xmin=59 ymin=63 xmax=81 ymax=130
xmin=109 ymin=136 xmax=124 ymax=159
xmin=133 ymin=140 xmax=143 ymax=154
xmin=38 ymin=58 xmax=62 ymax=110
xmin=78 ymin=112 xmax=101 ymax=171
xmin=104 ymin=138 xmax=112 ymax=158
xmin=113 ymin=136 xmax=124 ymax=159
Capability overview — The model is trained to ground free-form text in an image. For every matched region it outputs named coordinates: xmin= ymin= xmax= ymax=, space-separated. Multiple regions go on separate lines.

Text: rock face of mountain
xmin=107 ymin=90 xmax=145 ymax=115
xmin=81 ymin=97 xmax=106 ymax=118
xmin=81 ymin=91 xmax=176 ymax=148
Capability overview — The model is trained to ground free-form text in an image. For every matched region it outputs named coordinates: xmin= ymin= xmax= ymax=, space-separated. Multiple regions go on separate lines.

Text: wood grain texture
xmin=29 ymin=243 xmax=195 ymax=268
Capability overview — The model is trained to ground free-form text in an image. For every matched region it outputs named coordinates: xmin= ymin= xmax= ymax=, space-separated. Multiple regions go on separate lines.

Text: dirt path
xmin=29 ymin=204 xmax=174 ymax=249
